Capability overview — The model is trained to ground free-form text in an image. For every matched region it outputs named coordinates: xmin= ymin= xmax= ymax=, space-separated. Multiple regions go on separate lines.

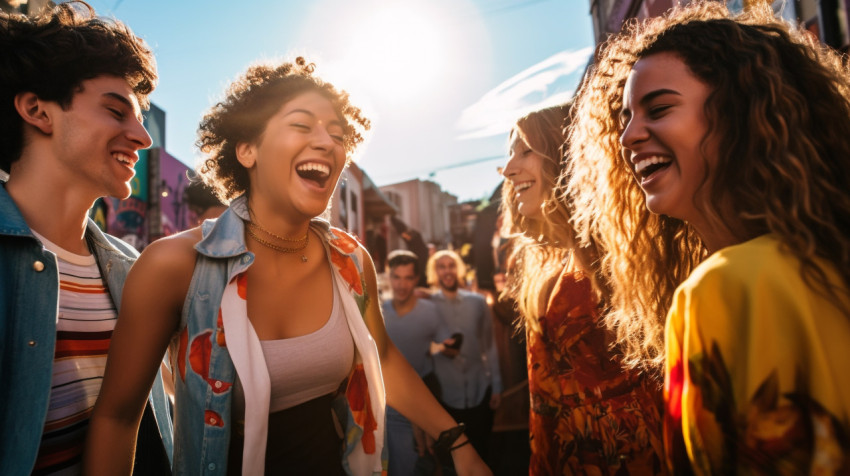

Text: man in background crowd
xmin=383 ymin=250 xmax=454 ymax=475
xmin=429 ymin=249 xmax=502 ymax=470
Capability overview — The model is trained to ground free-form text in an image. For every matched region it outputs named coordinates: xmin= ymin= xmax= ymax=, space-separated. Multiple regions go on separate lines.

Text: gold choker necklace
xmin=248 ymin=210 xmax=309 ymax=243
xmin=246 ymin=226 xmax=309 ymax=261
xmin=246 ymin=210 xmax=309 ymax=261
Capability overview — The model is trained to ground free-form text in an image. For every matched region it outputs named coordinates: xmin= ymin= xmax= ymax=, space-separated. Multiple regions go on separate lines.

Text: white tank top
xmin=234 ymin=264 xmax=355 ymax=414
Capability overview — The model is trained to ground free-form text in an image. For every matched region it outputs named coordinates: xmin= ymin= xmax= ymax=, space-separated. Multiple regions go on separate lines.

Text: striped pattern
xmin=30 ymin=232 xmax=117 ymax=476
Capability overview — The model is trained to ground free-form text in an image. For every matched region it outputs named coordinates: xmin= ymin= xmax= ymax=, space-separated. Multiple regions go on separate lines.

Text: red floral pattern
xmin=346 ymin=364 xmax=377 ymax=454
xmin=330 ymin=246 xmax=363 ymax=295
xmin=188 ymin=330 xmax=232 ymax=394
xmin=215 ymin=309 xmax=226 ymax=348
xmin=330 ymin=230 xmax=359 ymax=254
xmin=528 ymin=270 xmax=665 ymax=475
xmin=205 ymin=410 xmax=224 ymax=427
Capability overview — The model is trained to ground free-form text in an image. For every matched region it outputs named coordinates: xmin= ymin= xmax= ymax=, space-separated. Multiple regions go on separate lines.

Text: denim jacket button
xmin=208 ymin=463 xmax=216 ymax=471
xmin=28 ymin=340 xmax=36 ymax=347
xmin=214 ymin=380 xmax=222 ymax=388
xmin=33 ymin=260 xmax=44 ymax=272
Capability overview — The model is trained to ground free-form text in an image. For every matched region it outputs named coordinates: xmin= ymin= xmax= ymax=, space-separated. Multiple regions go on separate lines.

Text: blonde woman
xmin=500 ymin=104 xmax=663 ymax=475
xmin=568 ymin=2 xmax=850 ymax=473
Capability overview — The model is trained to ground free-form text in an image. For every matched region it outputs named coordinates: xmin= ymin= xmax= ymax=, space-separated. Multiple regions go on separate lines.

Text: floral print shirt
xmin=528 ymin=268 xmax=665 ymax=475
xmin=665 ymin=234 xmax=850 ymax=475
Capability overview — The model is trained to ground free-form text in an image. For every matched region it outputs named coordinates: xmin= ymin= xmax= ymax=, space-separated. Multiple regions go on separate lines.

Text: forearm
xmin=383 ymin=344 xmax=456 ymax=438
xmin=83 ymin=410 xmax=144 ymax=475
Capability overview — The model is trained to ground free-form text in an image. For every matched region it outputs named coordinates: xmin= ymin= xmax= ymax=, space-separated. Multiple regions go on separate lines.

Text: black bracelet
xmin=432 ymin=423 xmax=466 ymax=453
xmin=449 ymin=438 xmax=471 ymax=451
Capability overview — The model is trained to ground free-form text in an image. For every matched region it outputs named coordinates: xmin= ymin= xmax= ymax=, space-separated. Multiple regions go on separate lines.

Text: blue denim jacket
xmin=0 ymin=183 xmax=173 ymax=475
xmin=169 ymin=196 xmax=387 ymax=475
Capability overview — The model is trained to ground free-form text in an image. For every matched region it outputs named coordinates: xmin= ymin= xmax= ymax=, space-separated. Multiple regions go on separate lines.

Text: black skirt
xmin=227 ymin=392 xmax=345 ymax=475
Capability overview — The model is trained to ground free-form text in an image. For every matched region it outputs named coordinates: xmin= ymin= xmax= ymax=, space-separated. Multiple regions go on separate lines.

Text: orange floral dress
xmin=527 ymin=268 xmax=665 ymax=475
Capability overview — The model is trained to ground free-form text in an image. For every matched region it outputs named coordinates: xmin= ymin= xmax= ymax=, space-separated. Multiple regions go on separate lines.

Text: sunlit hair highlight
xmin=499 ymin=103 xmax=601 ymax=333
xmin=567 ymin=0 xmax=850 ymax=372
xmin=196 ymin=57 xmax=371 ymax=202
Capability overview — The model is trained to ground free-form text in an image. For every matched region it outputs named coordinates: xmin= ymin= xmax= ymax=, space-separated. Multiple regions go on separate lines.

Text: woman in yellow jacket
xmin=567 ymin=1 xmax=850 ymax=473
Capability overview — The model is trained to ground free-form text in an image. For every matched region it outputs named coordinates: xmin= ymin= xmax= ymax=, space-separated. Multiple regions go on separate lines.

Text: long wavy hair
xmin=500 ymin=103 xmax=604 ymax=333
xmin=567 ymin=1 xmax=850 ymax=372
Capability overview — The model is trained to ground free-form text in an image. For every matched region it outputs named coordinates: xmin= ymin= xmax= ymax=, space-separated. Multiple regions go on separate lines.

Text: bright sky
xmin=85 ymin=0 xmax=594 ymax=202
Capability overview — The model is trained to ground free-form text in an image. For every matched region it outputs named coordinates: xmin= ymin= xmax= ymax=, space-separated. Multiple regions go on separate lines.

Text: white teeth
xmin=296 ymin=162 xmax=330 ymax=177
xmin=514 ymin=181 xmax=533 ymax=192
xmin=634 ymin=156 xmax=672 ymax=174
xmin=113 ymin=153 xmax=132 ymax=165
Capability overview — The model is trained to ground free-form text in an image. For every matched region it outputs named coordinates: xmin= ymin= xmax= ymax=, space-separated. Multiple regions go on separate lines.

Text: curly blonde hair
xmin=500 ymin=103 xmax=605 ymax=333
xmin=196 ymin=57 xmax=370 ymax=202
xmin=567 ymin=1 xmax=850 ymax=372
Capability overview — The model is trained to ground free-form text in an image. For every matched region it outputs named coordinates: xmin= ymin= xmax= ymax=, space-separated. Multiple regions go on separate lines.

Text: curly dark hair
xmin=567 ymin=1 xmax=850 ymax=371
xmin=196 ymin=57 xmax=371 ymax=202
xmin=0 ymin=1 xmax=157 ymax=172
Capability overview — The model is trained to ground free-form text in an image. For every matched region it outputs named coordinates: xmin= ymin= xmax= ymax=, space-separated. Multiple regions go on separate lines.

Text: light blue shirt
xmin=382 ymin=298 xmax=451 ymax=377
xmin=431 ymin=289 xmax=502 ymax=409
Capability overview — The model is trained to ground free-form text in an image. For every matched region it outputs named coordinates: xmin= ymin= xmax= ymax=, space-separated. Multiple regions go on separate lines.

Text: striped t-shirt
xmin=30 ymin=231 xmax=117 ymax=476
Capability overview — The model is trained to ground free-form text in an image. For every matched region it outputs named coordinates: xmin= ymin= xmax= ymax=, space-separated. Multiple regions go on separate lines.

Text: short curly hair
xmin=567 ymin=0 xmax=850 ymax=371
xmin=196 ymin=57 xmax=371 ymax=202
xmin=0 ymin=1 xmax=157 ymax=172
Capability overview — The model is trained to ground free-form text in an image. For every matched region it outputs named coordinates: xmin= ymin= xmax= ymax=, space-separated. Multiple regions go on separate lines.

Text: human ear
xmin=14 ymin=92 xmax=53 ymax=135
xmin=235 ymin=142 xmax=256 ymax=169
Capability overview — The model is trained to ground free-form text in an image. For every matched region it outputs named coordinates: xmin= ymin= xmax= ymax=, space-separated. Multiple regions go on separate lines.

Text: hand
xmin=451 ymin=439 xmax=492 ymax=476
xmin=489 ymin=393 xmax=501 ymax=410
xmin=414 ymin=287 xmax=433 ymax=299
xmin=412 ymin=424 xmax=427 ymax=456
xmin=440 ymin=337 xmax=460 ymax=358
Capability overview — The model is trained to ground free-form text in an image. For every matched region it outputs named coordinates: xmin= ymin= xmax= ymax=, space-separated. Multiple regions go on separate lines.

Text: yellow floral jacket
xmin=665 ymin=234 xmax=850 ymax=474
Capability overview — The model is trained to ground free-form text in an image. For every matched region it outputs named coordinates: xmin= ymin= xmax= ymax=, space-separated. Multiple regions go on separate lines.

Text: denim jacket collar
xmin=195 ymin=194 xmax=346 ymax=259
xmin=0 ymin=183 xmax=33 ymax=237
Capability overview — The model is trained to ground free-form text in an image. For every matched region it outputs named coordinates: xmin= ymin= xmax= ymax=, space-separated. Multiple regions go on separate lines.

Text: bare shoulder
xmin=135 ymin=227 xmax=202 ymax=275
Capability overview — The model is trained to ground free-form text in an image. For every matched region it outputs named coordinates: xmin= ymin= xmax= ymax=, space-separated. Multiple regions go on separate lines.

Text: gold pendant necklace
xmin=246 ymin=208 xmax=310 ymax=262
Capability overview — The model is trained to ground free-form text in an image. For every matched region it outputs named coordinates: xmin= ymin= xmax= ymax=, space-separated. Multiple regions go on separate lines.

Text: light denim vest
xmin=0 ymin=183 xmax=173 ymax=475
xmin=169 ymin=196 xmax=387 ymax=475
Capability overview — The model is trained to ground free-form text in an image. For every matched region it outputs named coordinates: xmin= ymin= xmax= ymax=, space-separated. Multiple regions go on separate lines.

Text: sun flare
xmin=323 ymin=2 xmax=450 ymax=105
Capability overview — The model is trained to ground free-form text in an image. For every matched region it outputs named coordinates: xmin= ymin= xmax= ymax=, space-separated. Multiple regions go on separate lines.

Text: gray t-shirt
xmin=382 ymin=298 xmax=451 ymax=377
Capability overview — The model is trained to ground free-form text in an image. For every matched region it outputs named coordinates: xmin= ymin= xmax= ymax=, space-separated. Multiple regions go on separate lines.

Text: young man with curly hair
xmin=0 ymin=2 xmax=171 ymax=474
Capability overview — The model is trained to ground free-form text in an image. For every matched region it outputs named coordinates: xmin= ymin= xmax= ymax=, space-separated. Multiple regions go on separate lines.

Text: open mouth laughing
xmin=513 ymin=180 xmax=534 ymax=193
xmin=295 ymin=161 xmax=331 ymax=188
xmin=633 ymin=155 xmax=672 ymax=182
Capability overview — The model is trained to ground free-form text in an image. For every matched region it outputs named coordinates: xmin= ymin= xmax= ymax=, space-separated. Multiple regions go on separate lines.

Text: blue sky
xmin=86 ymin=0 xmax=594 ymax=202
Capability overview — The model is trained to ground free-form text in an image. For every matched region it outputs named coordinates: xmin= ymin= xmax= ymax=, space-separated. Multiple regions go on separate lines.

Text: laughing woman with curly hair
xmin=85 ymin=58 xmax=491 ymax=476
xmin=567 ymin=1 xmax=850 ymax=473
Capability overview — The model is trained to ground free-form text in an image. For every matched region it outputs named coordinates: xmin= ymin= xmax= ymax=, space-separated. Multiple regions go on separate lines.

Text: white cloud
xmin=456 ymin=47 xmax=593 ymax=140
